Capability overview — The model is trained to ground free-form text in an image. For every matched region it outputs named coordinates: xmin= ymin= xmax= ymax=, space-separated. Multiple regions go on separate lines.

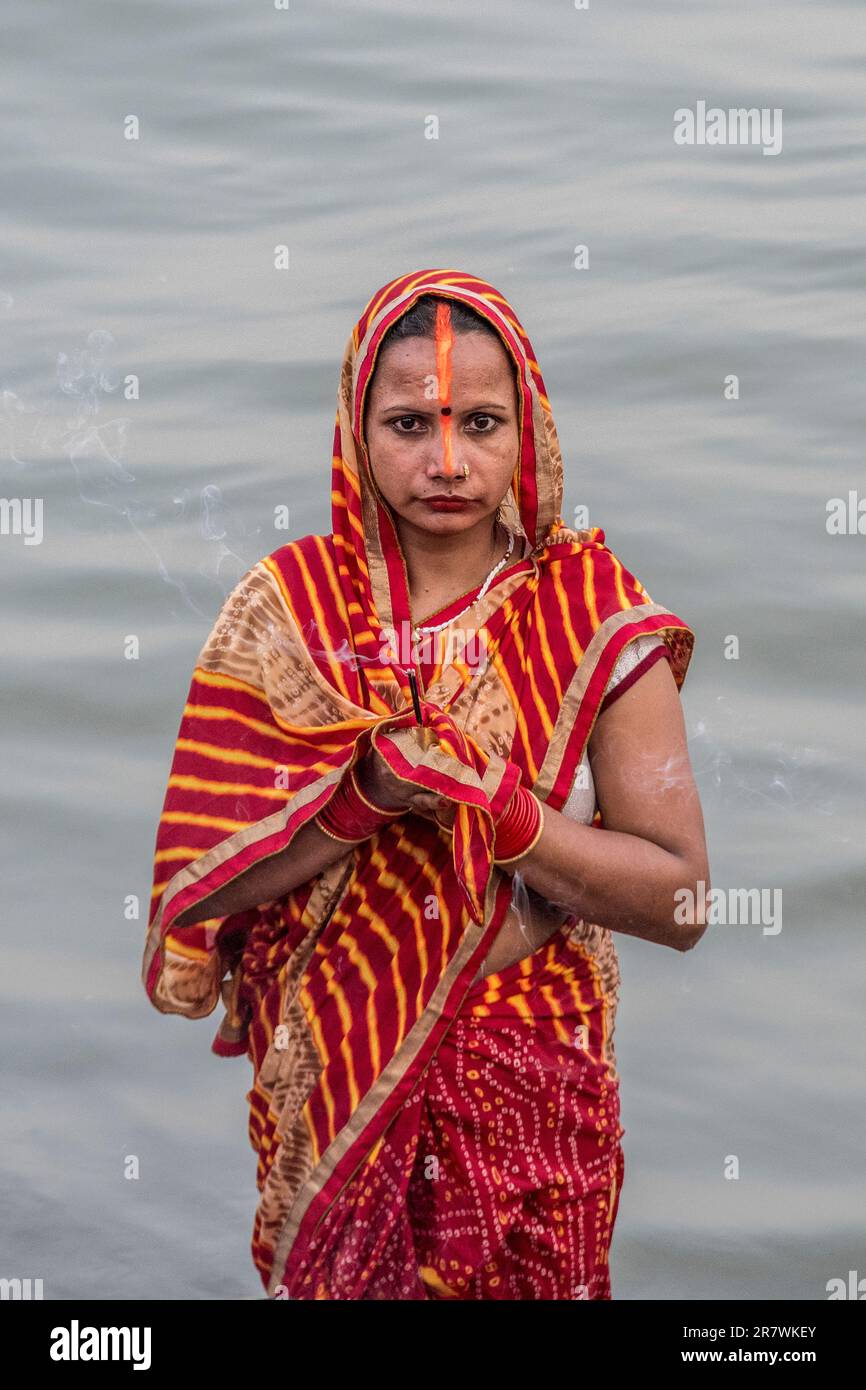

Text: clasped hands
xmin=353 ymin=727 xmax=541 ymax=870
xmin=355 ymin=734 xmax=458 ymax=831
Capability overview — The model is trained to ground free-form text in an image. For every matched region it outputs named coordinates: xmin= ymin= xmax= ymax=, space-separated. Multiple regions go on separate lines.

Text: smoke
xmin=0 ymin=324 xmax=257 ymax=618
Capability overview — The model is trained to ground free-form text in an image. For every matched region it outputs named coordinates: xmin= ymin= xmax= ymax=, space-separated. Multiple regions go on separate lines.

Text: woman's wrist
xmin=493 ymin=783 xmax=545 ymax=866
xmin=315 ymin=760 xmax=404 ymax=843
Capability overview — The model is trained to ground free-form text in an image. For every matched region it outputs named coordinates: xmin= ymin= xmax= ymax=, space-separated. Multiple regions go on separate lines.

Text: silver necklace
xmin=411 ymin=525 xmax=515 ymax=640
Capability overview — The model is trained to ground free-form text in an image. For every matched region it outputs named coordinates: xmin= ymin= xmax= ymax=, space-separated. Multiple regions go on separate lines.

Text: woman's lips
xmin=422 ymin=496 xmax=473 ymax=511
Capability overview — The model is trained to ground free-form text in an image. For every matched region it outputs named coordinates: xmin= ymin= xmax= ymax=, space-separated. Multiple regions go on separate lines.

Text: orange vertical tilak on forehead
xmin=434 ymin=300 xmax=455 ymax=478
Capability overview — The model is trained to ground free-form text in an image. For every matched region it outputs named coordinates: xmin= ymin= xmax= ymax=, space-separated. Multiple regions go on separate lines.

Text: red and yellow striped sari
xmin=142 ymin=268 xmax=694 ymax=1299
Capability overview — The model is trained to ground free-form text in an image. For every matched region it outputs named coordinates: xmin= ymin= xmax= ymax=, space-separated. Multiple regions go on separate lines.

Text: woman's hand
xmin=355 ymin=744 xmax=457 ymax=829
xmin=354 ymin=746 xmax=410 ymax=812
xmin=407 ymin=791 xmax=457 ymax=830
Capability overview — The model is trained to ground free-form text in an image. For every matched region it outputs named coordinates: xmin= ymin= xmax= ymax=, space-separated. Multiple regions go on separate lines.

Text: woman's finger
xmin=409 ymin=792 xmax=456 ymax=827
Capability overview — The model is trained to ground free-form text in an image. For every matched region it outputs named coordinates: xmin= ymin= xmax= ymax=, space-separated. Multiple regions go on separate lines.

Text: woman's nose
xmin=425 ymin=421 xmax=464 ymax=479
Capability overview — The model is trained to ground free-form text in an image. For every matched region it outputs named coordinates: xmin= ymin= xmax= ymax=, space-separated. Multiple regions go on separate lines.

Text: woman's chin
xmin=404 ymin=502 xmax=492 ymax=534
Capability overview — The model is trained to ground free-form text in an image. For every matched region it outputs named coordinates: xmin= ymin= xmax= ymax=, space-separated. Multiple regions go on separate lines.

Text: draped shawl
xmin=141 ymin=267 xmax=695 ymax=1295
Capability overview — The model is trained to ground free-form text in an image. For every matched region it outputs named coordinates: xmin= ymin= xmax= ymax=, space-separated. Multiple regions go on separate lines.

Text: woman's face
xmin=362 ymin=328 xmax=519 ymax=539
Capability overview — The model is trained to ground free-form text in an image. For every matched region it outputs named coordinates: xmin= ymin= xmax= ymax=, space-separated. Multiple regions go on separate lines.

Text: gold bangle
xmin=493 ymin=799 xmax=545 ymax=866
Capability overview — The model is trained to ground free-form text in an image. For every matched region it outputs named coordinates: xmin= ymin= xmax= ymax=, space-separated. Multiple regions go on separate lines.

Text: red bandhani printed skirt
xmin=289 ymin=926 xmax=626 ymax=1300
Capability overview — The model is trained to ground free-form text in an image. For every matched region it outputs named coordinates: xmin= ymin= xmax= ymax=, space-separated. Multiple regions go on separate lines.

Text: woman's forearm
xmin=504 ymin=803 xmax=710 ymax=951
xmin=172 ymin=817 xmax=359 ymax=927
xmin=170 ymin=746 xmax=425 ymax=929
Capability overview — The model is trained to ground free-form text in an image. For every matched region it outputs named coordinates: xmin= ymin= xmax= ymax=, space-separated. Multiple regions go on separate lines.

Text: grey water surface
xmin=1 ymin=0 xmax=863 ymax=1299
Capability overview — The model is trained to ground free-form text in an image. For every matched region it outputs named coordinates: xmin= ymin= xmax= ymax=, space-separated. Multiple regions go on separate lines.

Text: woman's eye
xmin=388 ymin=413 xmax=500 ymax=434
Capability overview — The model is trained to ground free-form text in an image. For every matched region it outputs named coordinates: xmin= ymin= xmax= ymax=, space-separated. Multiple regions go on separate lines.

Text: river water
xmin=1 ymin=0 xmax=863 ymax=1298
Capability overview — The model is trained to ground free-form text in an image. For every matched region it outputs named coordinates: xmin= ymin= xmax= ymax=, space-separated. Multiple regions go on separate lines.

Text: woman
xmin=142 ymin=267 xmax=709 ymax=1300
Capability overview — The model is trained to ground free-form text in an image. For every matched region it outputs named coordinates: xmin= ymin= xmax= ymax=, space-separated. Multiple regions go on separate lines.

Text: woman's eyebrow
xmin=380 ymin=400 xmax=511 ymax=413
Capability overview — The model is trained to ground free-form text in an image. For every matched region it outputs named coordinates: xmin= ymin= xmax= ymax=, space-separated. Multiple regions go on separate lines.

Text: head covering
xmin=334 ymin=267 xmax=565 ymax=645
xmin=141 ymin=267 xmax=694 ymax=1295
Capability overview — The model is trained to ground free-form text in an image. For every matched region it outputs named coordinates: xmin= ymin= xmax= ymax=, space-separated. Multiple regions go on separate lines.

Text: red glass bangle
xmin=493 ymin=784 xmax=544 ymax=865
xmin=315 ymin=762 xmax=403 ymax=843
